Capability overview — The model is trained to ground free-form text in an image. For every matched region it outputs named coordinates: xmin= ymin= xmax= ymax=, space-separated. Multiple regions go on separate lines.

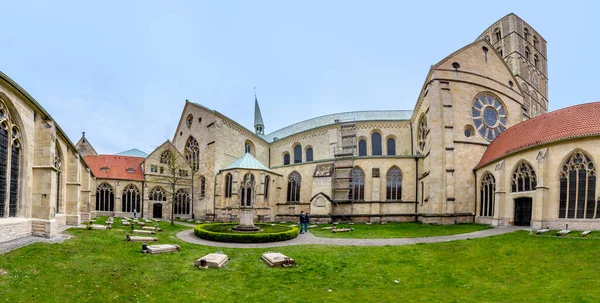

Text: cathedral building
xmin=2 ymin=13 xmax=599 ymax=243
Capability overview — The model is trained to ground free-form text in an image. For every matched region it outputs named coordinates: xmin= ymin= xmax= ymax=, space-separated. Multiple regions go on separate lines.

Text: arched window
xmin=0 ymin=103 xmax=21 ymax=218
xmin=244 ymin=139 xmax=255 ymax=156
xmin=494 ymin=28 xmax=501 ymax=43
xmin=121 ymin=184 xmax=141 ymax=212
xmin=185 ymin=136 xmax=200 ymax=171
xmin=283 ymin=153 xmax=290 ymax=165
xmin=200 ymin=176 xmax=206 ymax=198
xmin=160 ymin=150 xmax=172 ymax=165
xmin=386 ymin=166 xmax=402 ymax=200
xmin=387 ymin=138 xmax=396 ymax=156
xmin=264 ymin=175 xmax=270 ymax=201
xmin=511 ymin=161 xmax=537 ymax=192
xmin=525 ymin=47 xmax=531 ymax=61
xmin=371 ymin=133 xmax=382 ymax=156
xmin=349 ymin=167 xmax=365 ymax=201
xmin=95 ymin=183 xmax=114 ymax=211
xmin=480 ymin=172 xmax=495 ymax=217
xmin=294 ymin=145 xmax=302 ymax=163
xmin=174 ymin=189 xmax=191 ymax=215
xmin=417 ymin=115 xmax=428 ymax=154
xmin=534 ymin=54 xmax=539 ymax=68
xmin=559 ymin=151 xmax=597 ymax=219
xmin=358 ymin=140 xmax=367 ymax=157
xmin=149 ymin=186 xmax=166 ymax=201
xmin=55 ymin=141 xmax=62 ymax=214
xmin=239 ymin=173 xmax=255 ymax=207
xmin=8 ymin=139 xmax=20 ymax=217
xmin=306 ymin=147 xmax=313 ymax=162
xmin=533 ymin=36 xmax=539 ymax=49
xmin=524 ymin=27 xmax=530 ymax=41
xmin=224 ymin=173 xmax=233 ymax=198
xmin=287 ymin=171 xmax=301 ymax=202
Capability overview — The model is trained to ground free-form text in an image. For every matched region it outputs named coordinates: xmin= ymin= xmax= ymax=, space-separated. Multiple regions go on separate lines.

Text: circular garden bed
xmin=194 ymin=223 xmax=299 ymax=243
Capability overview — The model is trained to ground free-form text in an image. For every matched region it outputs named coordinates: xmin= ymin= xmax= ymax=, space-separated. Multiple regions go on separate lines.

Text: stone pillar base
xmin=65 ymin=214 xmax=81 ymax=226
xmin=31 ymin=219 xmax=59 ymax=238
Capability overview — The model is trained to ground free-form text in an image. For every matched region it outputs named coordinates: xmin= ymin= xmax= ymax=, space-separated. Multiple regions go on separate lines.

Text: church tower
xmin=254 ymin=94 xmax=265 ymax=135
xmin=478 ymin=13 xmax=548 ymax=119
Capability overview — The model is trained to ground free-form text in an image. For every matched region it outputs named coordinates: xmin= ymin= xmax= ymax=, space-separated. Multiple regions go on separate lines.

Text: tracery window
xmin=287 ymin=171 xmax=301 ymax=202
xmin=200 ymin=176 xmax=206 ymax=198
xmin=511 ymin=161 xmax=537 ymax=192
xmin=0 ymin=101 xmax=22 ymax=219
xmin=239 ymin=173 xmax=255 ymax=207
xmin=417 ymin=115 xmax=428 ymax=154
xmin=306 ymin=147 xmax=313 ymax=162
xmin=160 ymin=150 xmax=172 ymax=165
xmin=386 ymin=166 xmax=402 ymax=200
xmin=224 ymin=173 xmax=233 ymax=198
xmin=264 ymin=175 xmax=270 ymax=201
xmin=559 ymin=151 xmax=597 ymax=219
xmin=186 ymin=114 xmax=193 ymax=127
xmin=480 ymin=172 xmax=495 ymax=217
xmin=283 ymin=153 xmax=290 ymax=165
xmin=185 ymin=136 xmax=200 ymax=171
xmin=55 ymin=142 xmax=62 ymax=214
xmin=387 ymin=138 xmax=396 ymax=156
xmin=349 ymin=167 xmax=365 ymax=201
xmin=174 ymin=189 xmax=191 ymax=215
xmin=358 ymin=140 xmax=367 ymax=157
xmin=294 ymin=145 xmax=302 ymax=163
xmin=121 ymin=184 xmax=141 ymax=212
xmin=149 ymin=186 xmax=166 ymax=201
xmin=371 ymin=133 xmax=382 ymax=156
xmin=95 ymin=183 xmax=114 ymax=212
xmin=472 ymin=93 xmax=507 ymax=141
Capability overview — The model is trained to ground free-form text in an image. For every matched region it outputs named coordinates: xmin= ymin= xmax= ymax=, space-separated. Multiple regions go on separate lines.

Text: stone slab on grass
xmin=142 ymin=226 xmax=161 ymax=232
xmin=91 ymin=224 xmax=111 ymax=230
xmin=536 ymin=229 xmax=550 ymax=234
xmin=195 ymin=253 xmax=229 ymax=268
xmin=122 ymin=221 xmax=131 ymax=226
xmin=582 ymin=230 xmax=592 ymax=237
xmin=126 ymin=235 xmax=158 ymax=242
xmin=557 ymin=230 xmax=571 ymax=236
xmin=262 ymin=252 xmax=296 ymax=267
xmin=133 ymin=229 xmax=156 ymax=234
xmin=143 ymin=244 xmax=180 ymax=254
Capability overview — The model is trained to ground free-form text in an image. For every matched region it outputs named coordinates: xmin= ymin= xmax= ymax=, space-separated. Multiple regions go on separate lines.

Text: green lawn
xmin=309 ymin=222 xmax=491 ymax=238
xmin=2 ymin=220 xmax=600 ymax=302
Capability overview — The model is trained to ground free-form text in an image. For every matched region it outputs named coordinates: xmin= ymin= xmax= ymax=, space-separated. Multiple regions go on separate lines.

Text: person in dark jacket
xmin=299 ymin=211 xmax=307 ymax=234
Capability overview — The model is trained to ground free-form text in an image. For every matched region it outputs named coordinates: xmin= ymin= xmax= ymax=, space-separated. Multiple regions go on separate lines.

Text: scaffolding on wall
xmin=331 ymin=119 xmax=356 ymax=222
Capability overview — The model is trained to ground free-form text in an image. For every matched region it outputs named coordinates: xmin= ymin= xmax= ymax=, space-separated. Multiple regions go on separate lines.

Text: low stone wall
xmin=544 ymin=219 xmax=600 ymax=231
xmin=0 ymin=218 xmax=32 ymax=243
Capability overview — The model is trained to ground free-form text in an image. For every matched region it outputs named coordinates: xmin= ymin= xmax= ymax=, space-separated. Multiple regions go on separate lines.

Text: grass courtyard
xmin=309 ymin=222 xmax=491 ymax=238
xmin=1 ymin=220 xmax=600 ymax=302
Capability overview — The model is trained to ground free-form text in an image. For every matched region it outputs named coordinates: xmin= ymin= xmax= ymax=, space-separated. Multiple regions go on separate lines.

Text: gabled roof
xmin=84 ymin=155 xmax=145 ymax=181
xmin=116 ymin=148 xmax=148 ymax=158
xmin=476 ymin=102 xmax=600 ymax=168
xmin=222 ymin=152 xmax=272 ymax=172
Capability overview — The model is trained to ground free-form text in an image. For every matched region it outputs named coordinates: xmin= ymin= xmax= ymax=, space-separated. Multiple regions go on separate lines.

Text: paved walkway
xmin=176 ymin=225 xmax=524 ymax=248
xmin=0 ymin=225 xmax=83 ymax=254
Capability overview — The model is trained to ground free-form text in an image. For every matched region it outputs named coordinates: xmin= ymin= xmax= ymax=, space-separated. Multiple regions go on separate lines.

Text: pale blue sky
xmin=1 ymin=1 xmax=597 ymax=154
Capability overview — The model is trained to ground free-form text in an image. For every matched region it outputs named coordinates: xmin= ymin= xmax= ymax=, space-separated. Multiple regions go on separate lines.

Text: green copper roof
xmin=254 ymin=95 xmax=264 ymax=129
xmin=115 ymin=148 xmax=149 ymax=158
xmin=223 ymin=152 xmax=272 ymax=172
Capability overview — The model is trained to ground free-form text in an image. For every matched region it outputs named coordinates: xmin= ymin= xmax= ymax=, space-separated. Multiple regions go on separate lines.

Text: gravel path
xmin=176 ymin=225 xmax=524 ymax=248
xmin=0 ymin=225 xmax=84 ymax=254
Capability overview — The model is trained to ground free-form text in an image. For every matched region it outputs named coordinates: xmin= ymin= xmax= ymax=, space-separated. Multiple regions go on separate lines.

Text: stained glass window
xmin=480 ymin=172 xmax=495 ymax=217
xmin=287 ymin=171 xmax=301 ymax=202
xmin=559 ymin=151 xmax=597 ymax=219
xmin=472 ymin=93 xmax=507 ymax=141
xmin=386 ymin=166 xmax=402 ymax=200
xmin=349 ymin=167 xmax=365 ymax=201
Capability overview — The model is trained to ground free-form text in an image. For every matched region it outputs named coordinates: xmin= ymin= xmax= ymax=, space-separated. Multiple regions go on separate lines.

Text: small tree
xmin=154 ymin=145 xmax=193 ymax=225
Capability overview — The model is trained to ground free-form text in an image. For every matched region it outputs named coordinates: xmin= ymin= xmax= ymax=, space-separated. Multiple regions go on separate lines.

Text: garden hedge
xmin=194 ymin=223 xmax=299 ymax=243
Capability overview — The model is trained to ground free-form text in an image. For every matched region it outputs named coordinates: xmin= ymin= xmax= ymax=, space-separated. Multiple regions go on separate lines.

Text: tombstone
xmin=187 ymin=219 xmax=195 ymax=222
xmin=289 ymin=224 xmax=298 ymax=227
xmin=91 ymin=224 xmax=110 ymax=230
xmin=138 ymin=222 xmax=146 ymax=226
xmin=536 ymin=229 xmax=550 ymax=234
xmin=321 ymin=226 xmax=333 ymax=230
xmin=122 ymin=221 xmax=131 ymax=226
xmin=332 ymin=228 xmax=353 ymax=233
xmin=142 ymin=226 xmax=161 ymax=232
xmin=308 ymin=225 xmax=318 ymax=229
xmin=582 ymin=230 xmax=592 ymax=237
xmin=195 ymin=253 xmax=229 ymax=269
xmin=133 ymin=229 xmax=156 ymax=234
xmin=557 ymin=230 xmax=571 ymax=236
xmin=262 ymin=252 xmax=296 ymax=267
xmin=126 ymin=234 xmax=158 ymax=242
xmin=144 ymin=219 xmax=153 ymax=223
xmin=195 ymin=220 xmax=203 ymax=224
xmin=366 ymin=223 xmax=372 ymax=225
xmin=142 ymin=244 xmax=180 ymax=254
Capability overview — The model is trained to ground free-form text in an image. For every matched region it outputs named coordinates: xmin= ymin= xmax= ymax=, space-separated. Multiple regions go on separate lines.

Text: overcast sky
xmin=1 ymin=1 xmax=597 ymax=154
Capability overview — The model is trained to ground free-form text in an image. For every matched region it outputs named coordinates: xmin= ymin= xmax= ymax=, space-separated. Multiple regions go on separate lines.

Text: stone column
xmin=494 ymin=160 xmax=506 ymax=226
xmin=533 ymin=149 xmax=548 ymax=229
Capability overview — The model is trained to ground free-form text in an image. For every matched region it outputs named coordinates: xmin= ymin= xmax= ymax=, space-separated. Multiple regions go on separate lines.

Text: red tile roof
xmin=84 ymin=155 xmax=144 ymax=181
xmin=477 ymin=102 xmax=600 ymax=168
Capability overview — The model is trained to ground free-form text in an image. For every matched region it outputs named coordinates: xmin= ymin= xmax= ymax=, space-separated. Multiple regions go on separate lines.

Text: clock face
xmin=472 ymin=93 xmax=507 ymax=141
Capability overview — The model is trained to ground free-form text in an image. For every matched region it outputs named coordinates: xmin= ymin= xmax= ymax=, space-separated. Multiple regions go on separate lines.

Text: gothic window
xmin=55 ymin=142 xmax=62 ymax=214
xmin=0 ymin=125 xmax=7 ymax=218
xmin=287 ymin=171 xmax=301 ymax=202
xmin=8 ymin=140 xmax=19 ymax=217
xmin=160 ymin=150 xmax=172 ymax=165
xmin=349 ymin=167 xmax=365 ymax=201
xmin=387 ymin=138 xmax=396 ymax=156
xmin=239 ymin=173 xmax=255 ymax=207
xmin=149 ymin=186 xmax=166 ymax=201
xmin=186 ymin=114 xmax=193 ymax=127
xmin=511 ymin=161 xmax=537 ymax=192
xmin=306 ymin=147 xmax=313 ymax=162
xmin=417 ymin=115 xmax=428 ymax=154
xmin=283 ymin=153 xmax=290 ymax=165
xmin=225 ymin=173 xmax=233 ymax=198
xmin=480 ymin=172 xmax=495 ymax=217
xmin=174 ymin=189 xmax=191 ymax=215
xmin=95 ymin=183 xmax=114 ymax=211
xmin=525 ymin=47 xmax=531 ymax=61
xmin=294 ymin=145 xmax=302 ymax=163
xmin=494 ymin=28 xmax=501 ymax=43
xmin=358 ymin=140 xmax=367 ymax=157
xmin=121 ymin=184 xmax=141 ymax=212
xmin=0 ymin=103 xmax=22 ymax=219
xmin=185 ymin=136 xmax=200 ymax=171
xmin=200 ymin=176 xmax=206 ymax=198
xmin=371 ymin=133 xmax=382 ymax=156
xmin=264 ymin=175 xmax=270 ymax=201
xmin=559 ymin=151 xmax=597 ymax=219
xmin=472 ymin=93 xmax=507 ymax=141
xmin=386 ymin=166 xmax=402 ymax=200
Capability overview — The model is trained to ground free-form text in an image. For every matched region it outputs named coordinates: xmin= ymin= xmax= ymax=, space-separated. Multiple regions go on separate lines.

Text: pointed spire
xmin=254 ymin=88 xmax=264 ymax=135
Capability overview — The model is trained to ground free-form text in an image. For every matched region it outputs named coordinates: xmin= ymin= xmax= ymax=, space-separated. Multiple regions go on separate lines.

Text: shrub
xmin=194 ymin=223 xmax=299 ymax=243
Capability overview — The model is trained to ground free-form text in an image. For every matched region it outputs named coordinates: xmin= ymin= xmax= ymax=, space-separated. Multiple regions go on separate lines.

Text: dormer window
xmin=126 ymin=167 xmax=135 ymax=173
xmin=100 ymin=166 xmax=109 ymax=171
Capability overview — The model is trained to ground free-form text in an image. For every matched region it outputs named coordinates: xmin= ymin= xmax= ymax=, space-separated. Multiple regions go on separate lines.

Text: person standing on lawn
xmin=299 ymin=211 xmax=307 ymax=234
